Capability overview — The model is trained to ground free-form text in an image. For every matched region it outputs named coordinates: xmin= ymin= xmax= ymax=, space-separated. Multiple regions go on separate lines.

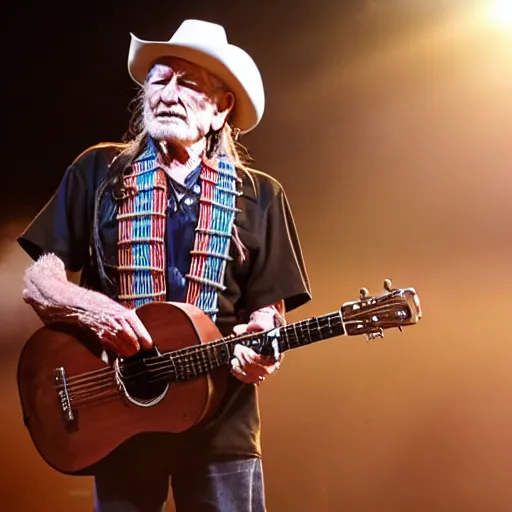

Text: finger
xmin=230 ymin=355 xmax=268 ymax=385
xmin=232 ymin=345 xmax=283 ymax=382
xmin=230 ymin=357 xmax=252 ymax=383
xmin=234 ymin=344 xmax=271 ymax=367
xmin=108 ymin=317 xmax=141 ymax=356
xmin=235 ymin=356 xmax=268 ymax=383
xmin=128 ymin=313 xmax=154 ymax=350
xmin=233 ymin=323 xmax=249 ymax=336
xmin=100 ymin=337 xmax=120 ymax=357
xmin=230 ymin=357 xmax=245 ymax=375
xmin=118 ymin=316 xmax=140 ymax=344
xmin=103 ymin=332 xmax=139 ymax=357
xmin=263 ymin=360 xmax=281 ymax=375
xmin=245 ymin=322 xmax=266 ymax=333
xmin=94 ymin=319 xmax=134 ymax=357
xmin=234 ymin=344 xmax=260 ymax=368
xmin=230 ymin=356 xmax=265 ymax=384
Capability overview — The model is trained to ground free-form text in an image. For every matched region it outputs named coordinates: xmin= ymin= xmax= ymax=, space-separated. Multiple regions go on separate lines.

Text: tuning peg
xmin=365 ymin=328 xmax=384 ymax=342
xmin=360 ymin=287 xmax=370 ymax=300
xmin=384 ymin=279 xmax=394 ymax=292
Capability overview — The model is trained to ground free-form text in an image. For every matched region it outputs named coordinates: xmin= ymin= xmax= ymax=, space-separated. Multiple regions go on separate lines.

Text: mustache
xmin=154 ymin=107 xmax=187 ymax=119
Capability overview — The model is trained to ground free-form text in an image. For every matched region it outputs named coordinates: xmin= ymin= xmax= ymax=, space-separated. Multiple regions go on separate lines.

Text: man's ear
xmin=211 ymin=92 xmax=235 ymax=131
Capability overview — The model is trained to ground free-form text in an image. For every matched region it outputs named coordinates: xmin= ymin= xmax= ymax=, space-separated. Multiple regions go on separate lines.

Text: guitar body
xmin=17 ymin=301 xmax=229 ymax=475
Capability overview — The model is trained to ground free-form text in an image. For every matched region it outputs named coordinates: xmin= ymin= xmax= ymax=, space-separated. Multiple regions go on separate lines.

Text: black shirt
xmin=17 ymin=140 xmax=312 ymax=470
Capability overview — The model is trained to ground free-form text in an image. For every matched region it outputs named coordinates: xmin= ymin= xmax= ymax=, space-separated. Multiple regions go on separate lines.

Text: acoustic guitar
xmin=17 ymin=279 xmax=421 ymax=475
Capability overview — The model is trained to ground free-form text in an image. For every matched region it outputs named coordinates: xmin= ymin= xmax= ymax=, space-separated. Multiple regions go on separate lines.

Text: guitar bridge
xmin=54 ymin=367 xmax=75 ymax=423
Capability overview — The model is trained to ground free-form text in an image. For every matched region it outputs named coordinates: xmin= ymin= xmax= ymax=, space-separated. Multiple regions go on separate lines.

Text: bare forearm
xmin=21 ymin=253 xmax=125 ymax=337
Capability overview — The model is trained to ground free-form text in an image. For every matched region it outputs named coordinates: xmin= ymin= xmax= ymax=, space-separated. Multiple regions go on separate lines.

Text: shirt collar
xmin=129 ymin=137 xmax=257 ymax=201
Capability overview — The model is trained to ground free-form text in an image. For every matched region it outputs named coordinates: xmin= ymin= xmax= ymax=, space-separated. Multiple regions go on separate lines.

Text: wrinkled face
xmin=143 ymin=57 xmax=233 ymax=146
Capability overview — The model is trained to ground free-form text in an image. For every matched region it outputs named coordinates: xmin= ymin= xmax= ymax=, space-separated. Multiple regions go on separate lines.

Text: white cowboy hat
xmin=127 ymin=19 xmax=265 ymax=134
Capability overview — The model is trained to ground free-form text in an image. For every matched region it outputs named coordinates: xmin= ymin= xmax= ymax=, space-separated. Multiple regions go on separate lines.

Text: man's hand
xmin=230 ymin=305 xmax=284 ymax=385
xmin=21 ymin=253 xmax=153 ymax=358
xmin=92 ymin=305 xmax=154 ymax=358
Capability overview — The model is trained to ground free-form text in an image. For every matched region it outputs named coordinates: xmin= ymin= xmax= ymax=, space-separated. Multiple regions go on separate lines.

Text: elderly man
xmin=18 ymin=19 xmax=311 ymax=512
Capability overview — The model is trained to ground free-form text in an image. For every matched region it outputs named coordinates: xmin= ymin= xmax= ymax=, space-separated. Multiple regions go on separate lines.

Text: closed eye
xmin=177 ymin=78 xmax=202 ymax=90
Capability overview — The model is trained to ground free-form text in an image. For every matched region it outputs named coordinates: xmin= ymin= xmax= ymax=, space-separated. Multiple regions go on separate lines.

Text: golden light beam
xmin=486 ymin=0 xmax=512 ymax=29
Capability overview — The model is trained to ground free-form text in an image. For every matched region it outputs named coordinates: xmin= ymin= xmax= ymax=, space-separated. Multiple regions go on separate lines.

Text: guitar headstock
xmin=341 ymin=279 xmax=422 ymax=341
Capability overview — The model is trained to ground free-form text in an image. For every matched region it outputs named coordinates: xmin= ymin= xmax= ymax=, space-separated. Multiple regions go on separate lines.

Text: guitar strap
xmin=115 ymin=146 xmax=240 ymax=323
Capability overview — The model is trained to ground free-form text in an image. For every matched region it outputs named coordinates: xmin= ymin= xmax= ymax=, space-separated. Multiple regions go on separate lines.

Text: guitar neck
xmin=163 ymin=312 xmax=346 ymax=383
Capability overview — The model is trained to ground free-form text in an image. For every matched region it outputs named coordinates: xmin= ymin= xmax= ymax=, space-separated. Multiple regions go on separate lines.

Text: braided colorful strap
xmin=115 ymin=152 xmax=239 ymax=320
xmin=185 ymin=155 xmax=240 ymax=321
xmin=116 ymin=158 xmax=168 ymax=309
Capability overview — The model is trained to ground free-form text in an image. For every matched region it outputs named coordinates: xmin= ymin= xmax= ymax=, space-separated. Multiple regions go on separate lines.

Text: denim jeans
xmin=93 ymin=457 xmax=266 ymax=512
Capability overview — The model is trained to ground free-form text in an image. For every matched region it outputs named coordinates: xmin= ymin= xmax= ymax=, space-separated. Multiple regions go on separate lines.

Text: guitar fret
xmin=296 ymin=321 xmax=305 ymax=345
xmin=302 ymin=320 xmax=313 ymax=345
xmin=192 ymin=352 xmax=200 ymax=377
xmin=142 ymin=283 xmax=422 ymax=388
xmin=169 ymin=312 xmax=346 ymax=383
xmin=314 ymin=316 xmax=322 ymax=339
xmin=281 ymin=312 xmax=345 ymax=352
xmin=199 ymin=346 xmax=208 ymax=374
xmin=291 ymin=323 xmax=299 ymax=348
xmin=184 ymin=354 xmax=192 ymax=379
xmin=211 ymin=344 xmax=221 ymax=367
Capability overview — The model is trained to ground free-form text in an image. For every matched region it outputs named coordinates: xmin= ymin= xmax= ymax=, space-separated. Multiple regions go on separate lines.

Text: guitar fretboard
xmin=148 ymin=311 xmax=345 ymax=383
xmin=278 ymin=311 xmax=346 ymax=351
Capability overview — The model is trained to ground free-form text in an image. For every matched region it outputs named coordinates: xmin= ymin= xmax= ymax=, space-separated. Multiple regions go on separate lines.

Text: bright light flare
xmin=487 ymin=0 xmax=512 ymax=28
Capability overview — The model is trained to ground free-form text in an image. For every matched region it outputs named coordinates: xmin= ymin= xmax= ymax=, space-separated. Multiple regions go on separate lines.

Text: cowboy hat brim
xmin=128 ymin=34 xmax=265 ymax=134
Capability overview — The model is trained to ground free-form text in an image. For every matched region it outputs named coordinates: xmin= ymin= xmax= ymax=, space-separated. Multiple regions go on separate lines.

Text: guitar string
xmin=61 ymin=306 xmax=398 ymax=403
xmin=67 ymin=320 xmax=348 ymax=406
xmin=62 ymin=312 xmax=347 ymax=388
xmin=64 ymin=310 xmax=373 ymax=400
xmin=65 ymin=312 xmax=369 ymax=402
xmin=63 ymin=314 xmax=328 ymax=395
xmin=67 ymin=325 xmax=306 ymax=406
xmin=68 ymin=320 xmax=343 ymax=406
xmin=67 ymin=313 xmax=408 ymax=408
xmin=62 ymin=332 xmax=241 ymax=386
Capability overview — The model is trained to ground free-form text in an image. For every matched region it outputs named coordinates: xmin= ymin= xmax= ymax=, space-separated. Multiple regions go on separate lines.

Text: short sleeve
xmin=245 ymin=180 xmax=312 ymax=314
xmin=17 ymin=162 xmax=91 ymax=272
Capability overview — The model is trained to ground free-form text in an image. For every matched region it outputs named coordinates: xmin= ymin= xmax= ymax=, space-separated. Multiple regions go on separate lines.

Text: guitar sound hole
xmin=118 ymin=347 xmax=168 ymax=400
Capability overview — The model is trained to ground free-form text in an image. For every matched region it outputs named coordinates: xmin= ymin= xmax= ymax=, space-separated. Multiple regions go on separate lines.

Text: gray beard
xmin=143 ymin=104 xmax=202 ymax=145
